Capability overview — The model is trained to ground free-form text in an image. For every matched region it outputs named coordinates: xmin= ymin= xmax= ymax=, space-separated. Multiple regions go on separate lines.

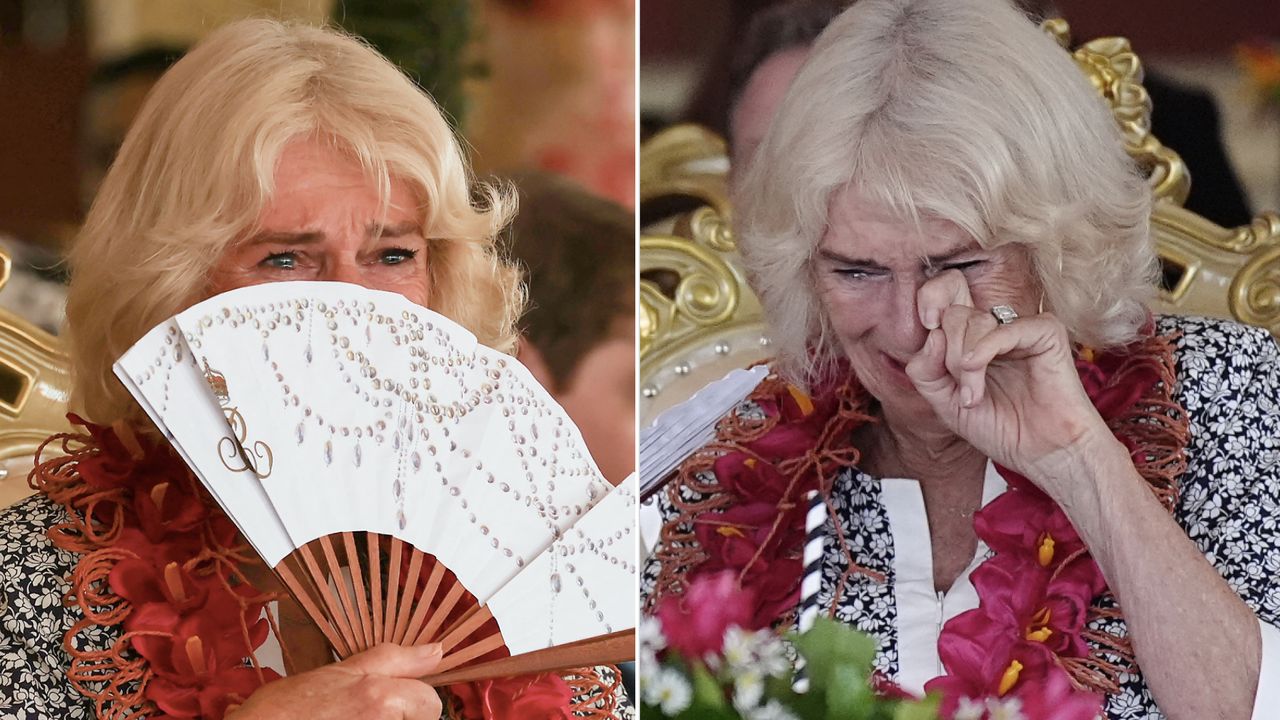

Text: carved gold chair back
xmin=0 ymin=249 xmax=72 ymax=508
xmin=639 ymin=20 xmax=1280 ymax=426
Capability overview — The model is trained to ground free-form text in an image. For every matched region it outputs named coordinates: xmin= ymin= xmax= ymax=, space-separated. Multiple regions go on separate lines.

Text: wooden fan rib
xmin=385 ymin=536 xmax=404 ymax=646
xmin=297 ymin=543 xmax=360 ymax=656
xmin=391 ymin=550 xmax=425 ymax=644
xmin=435 ymin=606 xmax=493 ymax=653
xmin=274 ymin=561 xmax=350 ymax=656
xmin=414 ymin=580 xmax=467 ymax=646
xmin=341 ymin=531 xmax=374 ymax=649
xmin=367 ymin=532 xmax=384 ymax=644
xmin=430 ymin=631 xmax=506 ymax=675
xmin=318 ymin=534 xmax=367 ymax=654
xmin=400 ymin=559 xmax=447 ymax=646
xmin=423 ymin=629 xmax=636 ymax=686
xmin=281 ymin=553 xmax=351 ymax=656
xmin=435 ymin=603 xmax=485 ymax=642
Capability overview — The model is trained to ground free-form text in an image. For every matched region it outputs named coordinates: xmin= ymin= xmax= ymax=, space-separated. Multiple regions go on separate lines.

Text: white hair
xmin=735 ymin=0 xmax=1157 ymax=385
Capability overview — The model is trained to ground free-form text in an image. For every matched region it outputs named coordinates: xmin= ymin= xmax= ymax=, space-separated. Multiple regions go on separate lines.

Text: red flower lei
xmin=32 ymin=417 xmax=620 ymax=719
xmin=646 ymin=329 xmax=1188 ymax=718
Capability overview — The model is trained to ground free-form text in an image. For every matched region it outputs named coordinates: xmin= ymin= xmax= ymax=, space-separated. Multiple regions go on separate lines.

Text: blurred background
xmin=0 ymin=0 xmax=635 ymax=334
xmin=641 ymin=0 xmax=1280 ymax=223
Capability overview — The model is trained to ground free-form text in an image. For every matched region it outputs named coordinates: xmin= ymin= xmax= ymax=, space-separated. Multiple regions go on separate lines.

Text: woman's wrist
xmin=1030 ymin=424 xmax=1134 ymax=519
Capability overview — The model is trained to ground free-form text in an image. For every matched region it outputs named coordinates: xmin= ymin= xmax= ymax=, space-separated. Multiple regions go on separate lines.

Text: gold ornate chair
xmin=0 ymin=249 xmax=72 ymax=508
xmin=639 ymin=20 xmax=1280 ymax=427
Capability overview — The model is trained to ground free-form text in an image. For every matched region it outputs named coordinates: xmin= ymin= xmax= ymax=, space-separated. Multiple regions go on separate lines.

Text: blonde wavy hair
xmin=66 ymin=18 xmax=523 ymax=423
xmin=735 ymin=0 xmax=1158 ymax=385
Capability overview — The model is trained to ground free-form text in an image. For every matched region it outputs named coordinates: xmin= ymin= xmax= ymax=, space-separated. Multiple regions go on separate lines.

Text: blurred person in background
xmin=506 ymin=170 xmax=636 ymax=487
xmin=725 ymin=0 xmax=844 ymax=173
xmin=1018 ymin=0 xmax=1254 ymax=226
xmin=470 ymin=0 xmax=636 ymax=207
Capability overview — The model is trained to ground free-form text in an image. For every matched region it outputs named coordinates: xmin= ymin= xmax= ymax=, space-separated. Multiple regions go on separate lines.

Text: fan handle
xmin=421 ymin=628 xmax=635 ymax=685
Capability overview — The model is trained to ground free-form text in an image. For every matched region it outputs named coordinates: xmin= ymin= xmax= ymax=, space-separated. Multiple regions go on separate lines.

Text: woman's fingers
xmin=960 ymin=315 xmax=1059 ymax=377
xmin=340 ymin=642 xmax=444 ymax=678
xmin=939 ymin=304 xmax=999 ymax=407
xmin=341 ymin=644 xmax=443 ymax=719
xmin=917 ymin=269 xmax=973 ymax=329
xmin=906 ymin=327 xmax=949 ymax=392
xmin=381 ymin=679 xmax=442 ymax=720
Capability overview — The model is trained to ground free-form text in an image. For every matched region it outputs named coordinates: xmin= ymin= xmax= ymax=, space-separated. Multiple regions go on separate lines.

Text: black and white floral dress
xmin=640 ymin=315 xmax=1280 ymax=719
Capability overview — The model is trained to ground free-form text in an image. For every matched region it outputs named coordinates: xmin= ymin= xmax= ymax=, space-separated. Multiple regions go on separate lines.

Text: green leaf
xmin=824 ymin=663 xmax=874 ymax=720
xmin=892 ymin=693 xmax=941 ymax=720
xmin=789 ymin=617 xmax=877 ymax=692
xmin=691 ymin=663 xmax=728 ymax=710
xmin=677 ymin=700 xmax=738 ymax=720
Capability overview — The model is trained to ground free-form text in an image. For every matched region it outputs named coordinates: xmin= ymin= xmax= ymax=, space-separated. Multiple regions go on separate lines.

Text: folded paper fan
xmin=114 ymin=281 xmax=636 ymax=682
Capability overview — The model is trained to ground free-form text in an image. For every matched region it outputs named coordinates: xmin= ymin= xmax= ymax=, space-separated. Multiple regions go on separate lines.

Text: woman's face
xmin=208 ymin=138 xmax=430 ymax=305
xmin=814 ymin=187 xmax=1040 ymax=423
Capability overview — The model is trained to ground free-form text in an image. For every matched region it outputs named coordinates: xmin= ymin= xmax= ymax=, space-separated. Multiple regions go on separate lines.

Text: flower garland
xmin=32 ymin=416 xmax=621 ymax=719
xmin=647 ymin=328 xmax=1188 ymax=718
xmin=31 ymin=416 xmax=281 ymax=719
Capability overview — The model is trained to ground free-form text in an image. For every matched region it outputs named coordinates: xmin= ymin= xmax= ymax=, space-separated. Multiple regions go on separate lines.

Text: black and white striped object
xmin=792 ymin=489 xmax=827 ymax=693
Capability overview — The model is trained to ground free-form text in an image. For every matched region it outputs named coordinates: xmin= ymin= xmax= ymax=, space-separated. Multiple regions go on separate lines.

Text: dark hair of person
xmin=726 ymin=0 xmax=848 ymax=121
xmin=90 ymin=46 xmax=186 ymax=87
xmin=504 ymin=171 xmax=634 ymax=390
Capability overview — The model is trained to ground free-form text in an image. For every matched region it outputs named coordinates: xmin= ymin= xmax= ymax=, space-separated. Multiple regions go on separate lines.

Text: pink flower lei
xmin=647 ymin=327 xmax=1189 ymax=719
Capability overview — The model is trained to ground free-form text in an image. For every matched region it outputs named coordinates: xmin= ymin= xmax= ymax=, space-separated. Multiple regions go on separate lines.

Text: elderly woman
xmin=0 ymin=19 xmax=621 ymax=720
xmin=642 ymin=1 xmax=1280 ymax=719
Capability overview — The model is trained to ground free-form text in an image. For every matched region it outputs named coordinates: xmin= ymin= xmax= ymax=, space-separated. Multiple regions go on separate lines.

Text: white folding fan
xmin=114 ymin=281 xmax=636 ymax=683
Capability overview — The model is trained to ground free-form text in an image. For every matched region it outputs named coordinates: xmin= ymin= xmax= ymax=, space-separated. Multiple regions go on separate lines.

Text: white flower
xmin=732 ymin=671 xmax=765 ymax=711
xmin=744 ymin=699 xmax=799 ymax=720
xmin=755 ymin=636 xmax=791 ymax=678
xmin=638 ymin=647 xmax=661 ymax=689
xmin=985 ymin=696 xmax=1027 ymax=720
xmin=721 ymin=626 xmax=755 ymax=671
xmin=720 ymin=626 xmax=791 ymax=679
xmin=639 ymin=615 xmax=667 ymax=653
xmin=644 ymin=667 xmax=692 ymax=715
xmin=954 ymin=696 xmax=985 ymax=720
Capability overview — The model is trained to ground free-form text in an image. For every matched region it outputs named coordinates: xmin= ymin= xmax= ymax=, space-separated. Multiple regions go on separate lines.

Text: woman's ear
xmin=516 ymin=335 xmax=558 ymax=394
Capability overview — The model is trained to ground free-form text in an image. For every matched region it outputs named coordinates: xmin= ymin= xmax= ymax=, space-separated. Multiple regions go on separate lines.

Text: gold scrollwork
xmin=218 ymin=406 xmax=274 ymax=479
xmin=1231 ymin=245 xmax=1280 ymax=335
xmin=682 ymin=205 xmax=735 ymax=253
xmin=639 ymin=125 xmax=732 ymax=219
xmin=640 ymin=232 xmax=743 ymax=356
xmin=1219 ymin=213 xmax=1280 ymax=255
xmin=639 ymin=283 xmax=669 ymax=356
xmin=1045 ymin=19 xmax=1190 ymax=206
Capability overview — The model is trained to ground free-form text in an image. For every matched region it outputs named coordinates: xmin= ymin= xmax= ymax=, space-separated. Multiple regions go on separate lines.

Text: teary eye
xmin=926 ymin=259 xmax=984 ymax=278
xmin=260 ymin=252 xmax=299 ymax=270
xmin=833 ymin=266 xmax=885 ymax=280
xmin=378 ymin=248 xmax=418 ymax=265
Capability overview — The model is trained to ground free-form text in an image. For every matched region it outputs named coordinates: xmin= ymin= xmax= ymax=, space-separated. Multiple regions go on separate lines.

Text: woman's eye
xmin=834 ymin=268 xmax=876 ymax=280
xmin=927 ymin=260 xmax=984 ymax=277
xmin=378 ymin=248 xmax=418 ymax=266
xmin=260 ymin=252 xmax=298 ymax=270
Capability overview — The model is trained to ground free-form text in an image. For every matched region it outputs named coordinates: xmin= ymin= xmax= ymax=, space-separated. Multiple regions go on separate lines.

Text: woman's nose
xmin=888 ymin=277 xmax=929 ymax=352
xmin=319 ymin=260 xmax=366 ymax=288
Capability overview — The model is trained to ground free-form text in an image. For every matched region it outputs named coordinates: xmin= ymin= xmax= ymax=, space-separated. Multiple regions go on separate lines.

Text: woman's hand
xmin=227 ymin=643 xmax=444 ymax=720
xmin=903 ymin=270 xmax=1113 ymax=498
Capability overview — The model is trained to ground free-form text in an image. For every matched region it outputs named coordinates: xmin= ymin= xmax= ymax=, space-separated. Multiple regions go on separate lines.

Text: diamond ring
xmin=990 ymin=305 xmax=1018 ymax=325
